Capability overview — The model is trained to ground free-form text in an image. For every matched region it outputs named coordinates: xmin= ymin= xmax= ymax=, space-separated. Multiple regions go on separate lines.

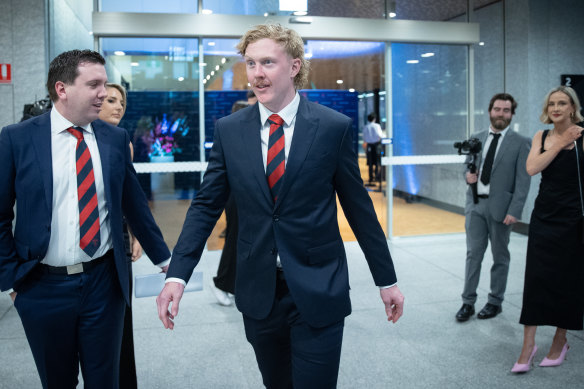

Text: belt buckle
xmin=66 ymin=263 xmax=84 ymax=275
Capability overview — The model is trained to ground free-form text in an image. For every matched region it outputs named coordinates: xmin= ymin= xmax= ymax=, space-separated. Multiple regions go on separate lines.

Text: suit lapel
xmin=240 ymin=106 xmax=273 ymax=205
xmin=30 ymin=113 xmax=53 ymax=214
xmin=275 ymin=97 xmax=318 ymax=207
xmin=492 ymin=130 xmax=513 ymax=171
xmin=93 ymin=121 xmax=112 ymax=211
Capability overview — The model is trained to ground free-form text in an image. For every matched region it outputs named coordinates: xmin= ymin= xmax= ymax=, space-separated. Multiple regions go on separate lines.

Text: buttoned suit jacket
xmin=465 ymin=129 xmax=531 ymax=221
xmin=0 ymin=112 xmax=170 ymax=303
xmin=168 ymin=96 xmax=397 ymax=328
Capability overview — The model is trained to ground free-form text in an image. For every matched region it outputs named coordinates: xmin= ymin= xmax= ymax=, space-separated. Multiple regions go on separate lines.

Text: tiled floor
xmin=1 ymin=232 xmax=583 ymax=388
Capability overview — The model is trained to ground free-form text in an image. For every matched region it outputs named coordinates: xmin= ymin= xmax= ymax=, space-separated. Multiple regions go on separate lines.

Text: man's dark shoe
xmin=477 ymin=303 xmax=502 ymax=319
xmin=455 ymin=304 xmax=475 ymax=322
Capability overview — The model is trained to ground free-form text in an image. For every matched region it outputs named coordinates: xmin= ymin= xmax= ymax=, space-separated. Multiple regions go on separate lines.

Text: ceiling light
xmin=479 ymin=42 xmax=485 ymax=46
xmin=208 ymin=41 xmax=216 ymax=46
xmin=201 ymin=9 xmax=212 ymax=14
xmin=201 ymin=62 xmax=207 ymax=66
xmin=349 ymin=88 xmax=355 ymax=93
xmin=264 ymin=12 xmax=268 ymax=17
xmin=406 ymin=60 xmax=419 ymax=64
xmin=421 ymin=52 xmax=435 ymax=57
xmin=178 ymin=77 xmax=184 ymax=81
xmin=221 ymin=58 xmax=226 ymax=64
xmin=131 ymin=62 xmax=139 ymax=67
xmin=206 ymin=75 xmax=211 ymax=80
xmin=215 ymin=65 xmax=220 ymax=70
xmin=336 ymin=80 xmax=343 ymax=84
xmin=114 ymin=51 xmax=126 ymax=56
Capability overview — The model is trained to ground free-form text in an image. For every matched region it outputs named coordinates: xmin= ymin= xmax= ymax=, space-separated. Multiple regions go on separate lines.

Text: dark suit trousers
xmin=14 ymin=257 xmax=125 ymax=389
xmin=243 ymin=270 xmax=344 ymax=389
xmin=213 ymin=195 xmax=237 ymax=294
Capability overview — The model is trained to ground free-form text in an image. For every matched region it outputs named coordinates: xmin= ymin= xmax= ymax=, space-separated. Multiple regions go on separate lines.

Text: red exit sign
xmin=0 ymin=64 xmax=11 ymax=83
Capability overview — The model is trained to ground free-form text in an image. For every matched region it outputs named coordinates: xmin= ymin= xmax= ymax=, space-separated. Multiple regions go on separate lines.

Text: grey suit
xmin=462 ymin=129 xmax=531 ymax=306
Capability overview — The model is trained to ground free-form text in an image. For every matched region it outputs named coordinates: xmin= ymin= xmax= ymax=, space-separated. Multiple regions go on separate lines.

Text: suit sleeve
xmin=0 ymin=127 xmax=19 ymax=291
xmin=333 ymin=120 xmax=397 ymax=286
xmin=507 ymin=136 xmax=532 ymax=218
xmin=121 ymin=131 xmax=171 ymax=264
xmin=165 ymin=119 xmax=231 ymax=283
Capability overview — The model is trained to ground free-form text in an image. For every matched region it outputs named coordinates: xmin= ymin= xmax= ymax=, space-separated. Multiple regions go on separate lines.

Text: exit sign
xmin=0 ymin=64 xmax=11 ymax=83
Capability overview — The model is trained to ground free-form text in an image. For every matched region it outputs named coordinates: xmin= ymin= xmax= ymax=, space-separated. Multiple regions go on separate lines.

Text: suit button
xmin=270 ymin=248 xmax=278 ymax=255
xmin=273 ymin=214 xmax=280 ymax=222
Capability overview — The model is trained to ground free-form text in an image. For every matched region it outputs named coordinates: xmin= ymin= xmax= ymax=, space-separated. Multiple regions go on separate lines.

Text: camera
xmin=453 ymin=138 xmax=482 ymax=155
xmin=453 ymin=137 xmax=482 ymax=204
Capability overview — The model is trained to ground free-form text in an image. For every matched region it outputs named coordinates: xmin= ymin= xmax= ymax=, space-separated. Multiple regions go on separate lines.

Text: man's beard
xmin=490 ymin=117 xmax=510 ymax=130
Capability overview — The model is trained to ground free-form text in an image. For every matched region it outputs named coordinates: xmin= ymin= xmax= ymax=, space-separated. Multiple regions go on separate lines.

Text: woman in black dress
xmin=512 ymin=86 xmax=584 ymax=373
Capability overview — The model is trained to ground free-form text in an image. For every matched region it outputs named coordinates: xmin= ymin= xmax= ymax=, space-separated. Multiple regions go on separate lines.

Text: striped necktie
xmin=67 ymin=126 xmax=101 ymax=257
xmin=266 ymin=114 xmax=285 ymax=202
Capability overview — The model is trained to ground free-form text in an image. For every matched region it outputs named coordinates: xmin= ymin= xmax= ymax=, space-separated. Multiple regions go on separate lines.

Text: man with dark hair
xmin=157 ymin=24 xmax=404 ymax=388
xmin=0 ymin=49 xmax=171 ymax=388
xmin=455 ymin=92 xmax=531 ymax=322
xmin=362 ymin=112 xmax=384 ymax=184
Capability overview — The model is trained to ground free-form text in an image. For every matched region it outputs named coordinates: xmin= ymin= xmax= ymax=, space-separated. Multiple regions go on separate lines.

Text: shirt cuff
xmin=5 ymin=289 xmax=14 ymax=295
xmin=379 ymin=283 xmax=397 ymax=289
xmin=165 ymin=277 xmax=186 ymax=286
xmin=157 ymin=258 xmax=171 ymax=268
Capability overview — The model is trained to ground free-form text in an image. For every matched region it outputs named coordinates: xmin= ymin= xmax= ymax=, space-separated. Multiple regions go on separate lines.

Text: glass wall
xmin=390 ymin=43 xmax=468 ymax=236
xmin=102 ymin=37 xmax=201 ymax=204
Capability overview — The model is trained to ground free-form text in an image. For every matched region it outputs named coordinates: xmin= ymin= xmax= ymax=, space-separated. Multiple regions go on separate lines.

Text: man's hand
xmin=131 ymin=238 xmax=143 ymax=262
xmin=503 ymin=214 xmax=518 ymax=225
xmin=160 ymin=264 xmax=169 ymax=273
xmin=466 ymin=172 xmax=478 ymax=184
xmin=9 ymin=291 xmax=16 ymax=303
xmin=156 ymin=282 xmax=185 ymax=330
xmin=380 ymin=285 xmax=404 ymax=323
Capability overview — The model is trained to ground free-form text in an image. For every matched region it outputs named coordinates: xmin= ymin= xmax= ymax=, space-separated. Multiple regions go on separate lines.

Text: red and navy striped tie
xmin=67 ymin=126 xmax=101 ymax=257
xmin=266 ymin=114 xmax=285 ymax=202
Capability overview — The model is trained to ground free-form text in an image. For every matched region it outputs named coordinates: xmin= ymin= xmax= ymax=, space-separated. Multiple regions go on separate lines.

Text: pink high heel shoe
xmin=511 ymin=345 xmax=538 ymax=373
xmin=539 ymin=343 xmax=569 ymax=367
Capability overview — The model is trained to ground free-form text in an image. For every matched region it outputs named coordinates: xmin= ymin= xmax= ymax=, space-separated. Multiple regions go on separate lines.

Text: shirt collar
xmin=50 ymin=107 xmax=93 ymax=135
xmin=258 ymin=92 xmax=300 ymax=127
xmin=489 ymin=125 xmax=510 ymax=137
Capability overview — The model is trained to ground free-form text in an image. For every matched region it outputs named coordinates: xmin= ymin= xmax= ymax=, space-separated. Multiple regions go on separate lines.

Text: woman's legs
xmin=516 ymin=325 xmax=537 ymax=363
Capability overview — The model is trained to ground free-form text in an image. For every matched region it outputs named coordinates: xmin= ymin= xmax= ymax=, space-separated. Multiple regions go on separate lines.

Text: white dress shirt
xmin=477 ymin=125 xmax=509 ymax=196
xmin=42 ymin=108 xmax=112 ymax=266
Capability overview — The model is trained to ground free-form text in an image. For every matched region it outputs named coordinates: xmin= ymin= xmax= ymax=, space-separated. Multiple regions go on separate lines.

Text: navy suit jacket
xmin=168 ymin=96 xmax=397 ymax=328
xmin=0 ymin=112 xmax=170 ymax=303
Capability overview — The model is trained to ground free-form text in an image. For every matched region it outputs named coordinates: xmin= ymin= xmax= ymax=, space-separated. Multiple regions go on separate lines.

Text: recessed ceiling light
xmin=202 ymin=9 xmax=212 ymax=14
xmin=178 ymin=77 xmax=184 ymax=81
xmin=421 ymin=52 xmax=434 ymax=58
xmin=131 ymin=62 xmax=139 ymax=67
xmin=336 ymin=80 xmax=343 ymax=84
xmin=215 ymin=65 xmax=220 ymax=71
xmin=208 ymin=41 xmax=216 ymax=46
xmin=114 ymin=51 xmax=126 ymax=56
xmin=406 ymin=60 xmax=419 ymax=64
xmin=221 ymin=58 xmax=226 ymax=64
xmin=479 ymin=42 xmax=485 ymax=46
xmin=349 ymin=88 xmax=355 ymax=93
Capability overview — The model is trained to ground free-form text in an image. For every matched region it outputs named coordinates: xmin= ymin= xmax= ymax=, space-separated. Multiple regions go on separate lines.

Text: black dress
xmin=520 ymin=130 xmax=584 ymax=330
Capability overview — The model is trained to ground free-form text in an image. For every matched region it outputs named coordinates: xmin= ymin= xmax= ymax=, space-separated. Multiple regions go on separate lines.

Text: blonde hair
xmin=540 ymin=85 xmax=584 ymax=124
xmin=236 ymin=23 xmax=309 ymax=90
xmin=106 ymin=83 xmax=127 ymax=114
